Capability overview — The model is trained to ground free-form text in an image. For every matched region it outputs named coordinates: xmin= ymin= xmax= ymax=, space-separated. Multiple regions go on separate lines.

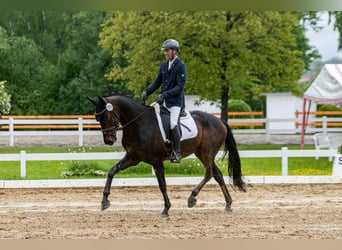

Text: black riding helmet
xmin=161 ymin=39 xmax=180 ymax=52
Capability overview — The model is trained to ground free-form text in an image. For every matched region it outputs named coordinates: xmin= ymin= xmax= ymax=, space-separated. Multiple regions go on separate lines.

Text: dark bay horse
xmin=88 ymin=93 xmax=246 ymax=217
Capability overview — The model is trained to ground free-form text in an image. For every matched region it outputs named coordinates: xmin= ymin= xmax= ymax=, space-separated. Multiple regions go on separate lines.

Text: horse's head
xmin=87 ymin=96 xmax=120 ymax=145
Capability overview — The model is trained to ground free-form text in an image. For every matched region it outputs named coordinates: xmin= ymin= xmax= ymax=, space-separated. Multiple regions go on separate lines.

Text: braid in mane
xmin=102 ymin=92 xmax=147 ymax=107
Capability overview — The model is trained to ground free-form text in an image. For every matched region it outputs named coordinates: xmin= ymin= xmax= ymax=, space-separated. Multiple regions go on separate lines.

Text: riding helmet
xmin=161 ymin=39 xmax=180 ymax=51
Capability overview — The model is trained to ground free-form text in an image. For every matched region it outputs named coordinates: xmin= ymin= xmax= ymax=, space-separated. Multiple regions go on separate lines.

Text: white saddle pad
xmin=153 ymin=103 xmax=198 ymax=142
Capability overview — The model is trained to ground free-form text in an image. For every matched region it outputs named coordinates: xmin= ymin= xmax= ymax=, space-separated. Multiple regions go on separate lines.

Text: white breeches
xmin=163 ymin=103 xmax=181 ymax=129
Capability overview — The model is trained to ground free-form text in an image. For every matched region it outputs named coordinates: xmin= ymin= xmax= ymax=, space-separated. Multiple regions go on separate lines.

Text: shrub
xmin=61 ymin=161 xmax=107 ymax=178
xmin=317 ymin=104 xmax=342 ymax=117
xmin=228 ymin=99 xmax=254 ymax=129
xmin=0 ymin=80 xmax=11 ymax=115
xmin=228 ymin=99 xmax=252 ymax=116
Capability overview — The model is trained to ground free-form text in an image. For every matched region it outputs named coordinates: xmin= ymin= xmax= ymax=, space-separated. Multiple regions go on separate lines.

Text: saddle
xmin=153 ymin=104 xmax=198 ymax=143
xmin=159 ymin=106 xmax=186 ymax=141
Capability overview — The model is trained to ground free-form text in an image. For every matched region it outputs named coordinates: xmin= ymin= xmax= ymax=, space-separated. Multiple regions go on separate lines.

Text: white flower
xmin=0 ymin=81 xmax=11 ymax=114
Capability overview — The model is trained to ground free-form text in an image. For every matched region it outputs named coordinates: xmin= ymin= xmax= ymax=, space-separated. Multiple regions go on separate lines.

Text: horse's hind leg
xmin=188 ymin=168 xmax=212 ymax=208
xmin=212 ymin=162 xmax=233 ymax=211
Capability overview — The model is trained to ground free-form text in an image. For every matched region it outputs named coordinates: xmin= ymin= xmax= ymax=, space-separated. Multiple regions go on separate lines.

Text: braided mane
xmin=102 ymin=92 xmax=147 ymax=107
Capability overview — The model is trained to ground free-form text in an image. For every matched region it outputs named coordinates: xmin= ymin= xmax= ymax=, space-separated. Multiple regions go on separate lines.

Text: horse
xmin=87 ymin=93 xmax=246 ymax=217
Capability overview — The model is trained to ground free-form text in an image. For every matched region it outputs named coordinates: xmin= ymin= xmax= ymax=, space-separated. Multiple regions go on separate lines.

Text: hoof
xmin=160 ymin=211 xmax=169 ymax=218
xmin=101 ymin=201 xmax=110 ymax=211
xmin=225 ymin=206 xmax=232 ymax=212
xmin=188 ymin=197 xmax=197 ymax=208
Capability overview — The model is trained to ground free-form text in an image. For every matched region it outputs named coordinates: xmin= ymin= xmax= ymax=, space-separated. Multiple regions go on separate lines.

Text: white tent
xmin=300 ymin=64 xmax=342 ymax=148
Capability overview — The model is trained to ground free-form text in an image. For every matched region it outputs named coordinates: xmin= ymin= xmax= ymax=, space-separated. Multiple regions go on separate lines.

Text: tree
xmin=0 ymin=11 xmax=120 ymax=115
xmin=293 ymin=11 xmax=321 ymax=71
xmin=53 ymin=11 xmax=122 ymax=114
xmin=330 ymin=11 xmax=342 ymax=49
xmin=0 ymin=11 xmax=70 ymax=64
xmin=0 ymin=12 xmax=69 ymax=114
xmin=0 ymin=31 xmax=57 ymax=114
xmin=100 ymin=11 xmax=308 ymax=120
xmin=0 ymin=80 xmax=11 ymax=115
xmin=0 ymin=27 xmax=11 ymax=115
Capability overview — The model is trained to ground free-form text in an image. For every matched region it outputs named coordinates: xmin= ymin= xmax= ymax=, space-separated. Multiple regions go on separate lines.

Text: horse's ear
xmin=98 ymin=96 xmax=107 ymax=104
xmin=86 ymin=96 xmax=97 ymax=106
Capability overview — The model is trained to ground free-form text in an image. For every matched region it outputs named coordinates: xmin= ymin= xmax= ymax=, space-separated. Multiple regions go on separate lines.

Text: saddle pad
xmin=153 ymin=104 xmax=198 ymax=142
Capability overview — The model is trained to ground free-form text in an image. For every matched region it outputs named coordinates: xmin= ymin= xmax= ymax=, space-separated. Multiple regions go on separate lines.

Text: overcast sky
xmin=305 ymin=11 xmax=342 ymax=61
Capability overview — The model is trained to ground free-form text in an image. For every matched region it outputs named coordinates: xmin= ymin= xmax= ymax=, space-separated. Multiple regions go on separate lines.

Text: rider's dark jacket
xmin=144 ymin=57 xmax=187 ymax=108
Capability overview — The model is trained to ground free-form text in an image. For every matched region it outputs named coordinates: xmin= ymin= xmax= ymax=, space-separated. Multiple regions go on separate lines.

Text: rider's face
xmin=163 ymin=48 xmax=176 ymax=61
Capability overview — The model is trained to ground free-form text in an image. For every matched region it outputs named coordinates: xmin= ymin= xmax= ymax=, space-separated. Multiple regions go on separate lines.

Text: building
xmin=262 ymin=92 xmax=317 ymax=133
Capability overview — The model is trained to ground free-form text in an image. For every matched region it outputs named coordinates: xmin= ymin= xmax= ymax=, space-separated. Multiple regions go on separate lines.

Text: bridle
xmin=96 ymin=101 xmax=153 ymax=136
xmin=95 ymin=103 xmax=120 ymax=135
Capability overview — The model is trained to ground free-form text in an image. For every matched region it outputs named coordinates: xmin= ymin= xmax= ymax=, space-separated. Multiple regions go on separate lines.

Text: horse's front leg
xmin=102 ymin=155 xmax=138 ymax=211
xmin=153 ymin=162 xmax=171 ymax=218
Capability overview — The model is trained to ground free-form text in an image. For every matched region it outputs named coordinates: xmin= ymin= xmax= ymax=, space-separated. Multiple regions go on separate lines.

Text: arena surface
xmin=0 ymin=183 xmax=341 ymax=239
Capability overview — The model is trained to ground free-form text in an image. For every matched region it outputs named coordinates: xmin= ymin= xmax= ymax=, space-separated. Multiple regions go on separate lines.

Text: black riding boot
xmin=170 ymin=126 xmax=181 ymax=163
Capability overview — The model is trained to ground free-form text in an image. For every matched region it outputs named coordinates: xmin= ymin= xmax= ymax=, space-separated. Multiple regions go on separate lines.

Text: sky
xmin=305 ymin=11 xmax=342 ymax=61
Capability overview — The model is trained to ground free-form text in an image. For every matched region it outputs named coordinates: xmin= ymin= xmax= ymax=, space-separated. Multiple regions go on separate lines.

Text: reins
xmin=119 ymin=107 xmax=152 ymax=130
xmin=96 ymin=102 xmax=155 ymax=134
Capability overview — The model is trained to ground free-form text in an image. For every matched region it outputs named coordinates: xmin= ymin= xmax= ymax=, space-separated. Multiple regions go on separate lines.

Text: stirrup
xmin=170 ymin=151 xmax=181 ymax=163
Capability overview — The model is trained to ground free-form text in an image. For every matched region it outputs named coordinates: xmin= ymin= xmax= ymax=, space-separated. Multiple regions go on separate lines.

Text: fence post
xmin=9 ymin=117 xmax=14 ymax=147
xmin=281 ymin=147 xmax=288 ymax=176
xmin=322 ymin=116 xmax=327 ymax=133
xmin=78 ymin=118 xmax=83 ymax=147
xmin=265 ymin=118 xmax=270 ymax=143
xmin=20 ymin=150 xmax=26 ymax=178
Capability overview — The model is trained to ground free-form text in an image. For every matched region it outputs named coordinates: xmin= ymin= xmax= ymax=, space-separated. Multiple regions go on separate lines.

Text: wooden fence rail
xmin=295 ymin=111 xmax=342 ymax=116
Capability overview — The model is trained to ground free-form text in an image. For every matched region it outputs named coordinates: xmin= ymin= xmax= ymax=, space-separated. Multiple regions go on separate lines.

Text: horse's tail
xmin=221 ymin=119 xmax=246 ymax=192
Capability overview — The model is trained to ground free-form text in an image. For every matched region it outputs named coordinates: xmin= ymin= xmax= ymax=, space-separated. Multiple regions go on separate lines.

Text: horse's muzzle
xmin=105 ymin=141 xmax=114 ymax=146
xmin=103 ymin=134 xmax=117 ymax=145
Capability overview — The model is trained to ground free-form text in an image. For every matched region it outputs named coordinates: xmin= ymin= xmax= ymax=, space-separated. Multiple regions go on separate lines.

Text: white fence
xmin=0 ymin=116 xmax=342 ymax=147
xmin=0 ymin=148 xmax=338 ymax=178
xmin=0 ymin=117 xmax=100 ymax=147
xmin=231 ymin=116 xmax=342 ymax=134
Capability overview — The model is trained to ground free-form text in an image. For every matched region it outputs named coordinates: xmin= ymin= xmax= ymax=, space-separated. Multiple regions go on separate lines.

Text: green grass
xmin=0 ymin=145 xmax=334 ymax=180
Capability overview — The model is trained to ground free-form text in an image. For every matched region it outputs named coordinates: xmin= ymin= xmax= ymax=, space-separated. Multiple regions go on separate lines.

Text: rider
xmin=141 ymin=39 xmax=187 ymax=163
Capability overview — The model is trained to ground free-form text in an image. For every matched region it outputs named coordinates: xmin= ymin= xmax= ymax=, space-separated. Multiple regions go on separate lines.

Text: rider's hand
xmin=141 ymin=91 xmax=147 ymax=101
xmin=156 ymin=94 xmax=165 ymax=104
